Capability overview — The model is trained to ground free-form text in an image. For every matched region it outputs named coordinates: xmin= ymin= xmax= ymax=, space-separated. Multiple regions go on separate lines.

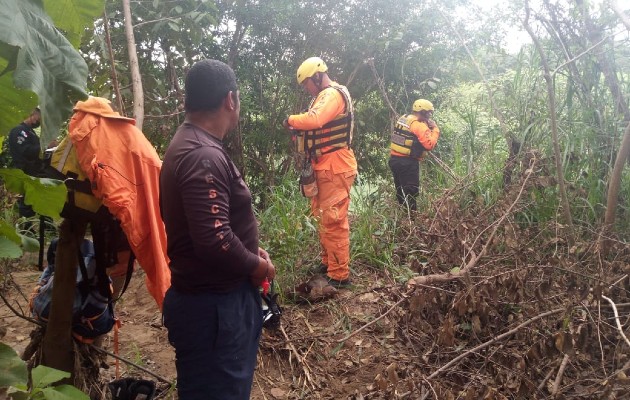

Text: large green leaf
xmin=0 ymin=169 xmax=66 ymax=219
xmin=31 ymin=365 xmax=70 ymax=390
xmin=21 ymin=234 xmax=40 ymax=253
xmin=0 ymin=342 xmax=28 ymax=388
xmin=0 ymin=0 xmax=88 ymax=144
xmin=0 ymin=236 xmax=22 ymax=258
xmin=41 ymin=385 xmax=90 ymax=400
xmin=23 ymin=178 xmax=66 ymax=219
xmin=0 ymin=220 xmax=21 ymax=245
xmin=43 ymin=0 xmax=105 ymax=48
xmin=0 ymin=59 xmax=37 ymax=139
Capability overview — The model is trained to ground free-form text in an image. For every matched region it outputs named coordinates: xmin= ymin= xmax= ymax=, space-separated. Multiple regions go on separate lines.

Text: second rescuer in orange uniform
xmin=389 ymin=99 xmax=440 ymax=211
xmin=283 ymin=57 xmax=357 ymax=287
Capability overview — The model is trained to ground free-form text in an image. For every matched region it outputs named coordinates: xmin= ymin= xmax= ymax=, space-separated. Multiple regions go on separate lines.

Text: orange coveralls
xmin=288 ymin=83 xmax=357 ymax=281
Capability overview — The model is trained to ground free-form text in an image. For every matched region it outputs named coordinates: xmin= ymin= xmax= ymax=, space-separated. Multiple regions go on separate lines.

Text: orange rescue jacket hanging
xmin=68 ymin=97 xmax=170 ymax=309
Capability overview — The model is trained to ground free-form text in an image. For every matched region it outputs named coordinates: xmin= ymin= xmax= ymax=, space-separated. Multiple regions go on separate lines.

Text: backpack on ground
xmin=108 ymin=378 xmax=156 ymax=400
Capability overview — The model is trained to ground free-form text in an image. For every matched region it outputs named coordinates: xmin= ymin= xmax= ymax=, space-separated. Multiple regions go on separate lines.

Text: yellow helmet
xmin=413 ymin=99 xmax=434 ymax=112
xmin=296 ymin=57 xmax=328 ymax=84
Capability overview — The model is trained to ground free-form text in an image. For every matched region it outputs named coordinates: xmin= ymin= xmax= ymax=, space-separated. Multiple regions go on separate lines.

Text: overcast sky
xmin=468 ymin=0 xmax=630 ymax=53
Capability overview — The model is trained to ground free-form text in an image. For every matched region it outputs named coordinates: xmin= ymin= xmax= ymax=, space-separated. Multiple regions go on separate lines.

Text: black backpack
xmin=30 ymin=238 xmax=116 ymax=343
xmin=108 ymin=378 xmax=156 ymax=400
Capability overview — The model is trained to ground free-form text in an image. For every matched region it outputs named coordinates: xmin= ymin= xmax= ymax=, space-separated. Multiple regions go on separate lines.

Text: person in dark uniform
xmin=7 ymin=107 xmax=43 ymax=217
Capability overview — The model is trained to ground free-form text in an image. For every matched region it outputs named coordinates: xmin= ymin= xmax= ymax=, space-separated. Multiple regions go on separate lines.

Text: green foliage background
xmin=0 ymin=0 xmax=103 ymax=259
xmin=0 ymin=0 xmax=629 ymax=266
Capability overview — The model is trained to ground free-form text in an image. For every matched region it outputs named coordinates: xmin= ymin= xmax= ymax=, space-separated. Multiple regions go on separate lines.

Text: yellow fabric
xmin=68 ymin=96 xmax=170 ymax=310
xmin=288 ymin=82 xmax=357 ymax=174
xmin=50 ymin=137 xmax=103 ymax=213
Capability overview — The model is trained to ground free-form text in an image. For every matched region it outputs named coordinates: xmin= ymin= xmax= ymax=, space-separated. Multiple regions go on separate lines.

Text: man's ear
xmin=225 ymin=90 xmax=237 ymax=111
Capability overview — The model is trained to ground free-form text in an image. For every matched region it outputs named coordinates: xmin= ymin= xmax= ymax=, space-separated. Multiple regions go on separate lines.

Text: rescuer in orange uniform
xmin=283 ymin=57 xmax=357 ymax=287
xmin=389 ymin=99 xmax=440 ymax=211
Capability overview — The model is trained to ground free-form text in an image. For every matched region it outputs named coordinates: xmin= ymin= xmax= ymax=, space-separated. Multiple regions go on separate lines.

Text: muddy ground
xmin=4 ymin=242 xmax=630 ymax=400
xmin=1 ymin=258 xmax=414 ymax=400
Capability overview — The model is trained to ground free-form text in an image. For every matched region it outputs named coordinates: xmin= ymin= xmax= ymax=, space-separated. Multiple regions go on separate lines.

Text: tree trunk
xmin=103 ymin=11 xmax=125 ymax=115
xmin=224 ymin=14 xmax=248 ymax=172
xmin=523 ymin=1 xmax=575 ymax=245
xmin=41 ymin=218 xmax=87 ymax=376
xmin=604 ymin=122 xmax=630 ymax=226
xmin=122 ymin=0 xmax=144 ymax=129
xmin=603 ymin=2 xmax=630 ymax=246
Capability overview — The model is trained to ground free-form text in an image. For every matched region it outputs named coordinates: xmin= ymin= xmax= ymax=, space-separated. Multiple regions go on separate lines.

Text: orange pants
xmin=311 ymin=169 xmax=356 ymax=281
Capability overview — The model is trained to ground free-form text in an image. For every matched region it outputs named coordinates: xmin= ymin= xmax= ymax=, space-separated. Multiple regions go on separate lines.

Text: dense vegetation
xmin=2 ymin=0 xmax=630 ymax=398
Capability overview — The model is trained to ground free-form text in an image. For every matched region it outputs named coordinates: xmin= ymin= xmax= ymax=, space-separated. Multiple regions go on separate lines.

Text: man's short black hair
xmin=184 ymin=59 xmax=238 ymax=113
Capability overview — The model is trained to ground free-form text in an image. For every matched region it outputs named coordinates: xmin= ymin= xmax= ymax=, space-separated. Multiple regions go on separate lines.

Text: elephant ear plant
xmin=0 ymin=342 xmax=89 ymax=400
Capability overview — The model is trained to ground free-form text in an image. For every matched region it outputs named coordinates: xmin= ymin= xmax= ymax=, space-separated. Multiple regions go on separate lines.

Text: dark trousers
xmin=388 ymin=155 xmax=419 ymax=211
xmin=163 ymin=282 xmax=262 ymax=400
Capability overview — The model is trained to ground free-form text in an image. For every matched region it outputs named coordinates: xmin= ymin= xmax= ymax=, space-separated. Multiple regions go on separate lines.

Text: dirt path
xmin=5 ymin=244 xmax=630 ymax=400
xmin=1 ymin=267 xmax=177 ymax=387
xmin=2 ymin=264 xmax=404 ymax=399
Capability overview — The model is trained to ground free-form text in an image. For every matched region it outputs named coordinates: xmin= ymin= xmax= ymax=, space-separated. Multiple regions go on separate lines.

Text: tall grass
xmin=256 ymin=177 xmax=319 ymax=288
xmin=257 ymin=174 xmax=431 ymax=290
xmin=349 ymin=180 xmax=399 ymax=272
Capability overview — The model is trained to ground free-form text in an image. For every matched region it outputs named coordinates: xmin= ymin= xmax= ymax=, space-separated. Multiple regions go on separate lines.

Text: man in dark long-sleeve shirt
xmin=161 ymin=123 xmax=261 ymax=292
xmin=160 ymin=59 xmax=276 ymax=400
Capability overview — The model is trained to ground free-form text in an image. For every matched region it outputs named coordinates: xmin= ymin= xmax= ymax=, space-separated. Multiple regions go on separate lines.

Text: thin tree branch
xmin=523 ymin=0 xmax=575 ymax=241
xmin=552 ymin=354 xmax=570 ymax=397
xmin=132 ymin=17 xmax=179 ymax=29
xmin=366 ymin=58 xmax=397 ymax=117
xmin=426 ymin=308 xmax=565 ymax=380
xmin=337 ymin=291 xmax=411 ymax=343
xmin=407 ymin=155 xmax=535 ymax=287
xmin=537 ymin=368 xmax=555 ymax=393
xmin=437 ymin=8 xmax=509 ymax=141
xmin=279 ymin=323 xmax=315 ymax=389
xmin=551 ymin=31 xmax=616 ymax=77
xmin=103 ymin=11 xmax=125 ymax=114
xmin=89 ymin=344 xmax=173 ymax=384
xmin=144 ymin=110 xmax=185 ymax=119
xmin=0 ymin=291 xmax=44 ymax=327
xmin=602 ymin=295 xmax=630 ymax=348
